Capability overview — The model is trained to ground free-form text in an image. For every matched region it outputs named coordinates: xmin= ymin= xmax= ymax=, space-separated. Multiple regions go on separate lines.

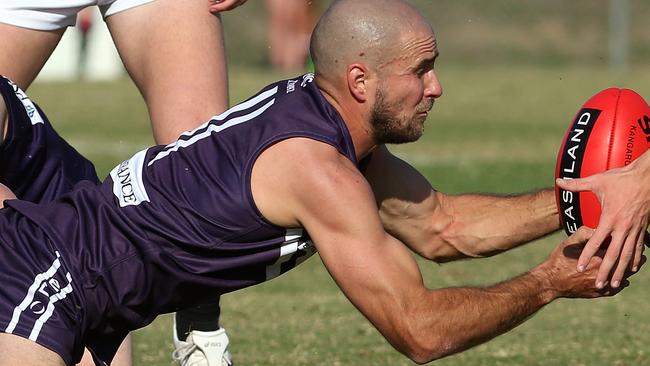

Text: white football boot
xmin=172 ymin=324 xmax=234 ymax=366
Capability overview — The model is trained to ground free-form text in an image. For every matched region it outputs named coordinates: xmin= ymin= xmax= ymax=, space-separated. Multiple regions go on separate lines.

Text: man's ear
xmin=347 ymin=64 xmax=370 ymax=103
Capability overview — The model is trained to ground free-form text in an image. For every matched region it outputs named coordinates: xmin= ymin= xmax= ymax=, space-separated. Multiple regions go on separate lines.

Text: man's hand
xmin=533 ymin=226 xmax=645 ymax=300
xmin=208 ymin=0 xmax=248 ymax=13
xmin=556 ymin=150 xmax=650 ymax=289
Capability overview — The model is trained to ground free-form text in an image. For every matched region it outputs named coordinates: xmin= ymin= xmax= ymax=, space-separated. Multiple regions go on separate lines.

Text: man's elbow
xmin=394 ymin=311 xmax=459 ymax=363
xmin=402 ymin=346 xmax=442 ymax=364
xmin=418 ymin=242 xmax=466 ymax=263
xmin=399 ymin=333 xmax=456 ymax=364
xmin=418 ymin=225 xmax=482 ymax=263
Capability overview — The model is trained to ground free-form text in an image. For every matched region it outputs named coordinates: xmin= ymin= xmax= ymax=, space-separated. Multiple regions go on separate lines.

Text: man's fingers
xmin=566 ymin=226 xmax=595 ymax=245
xmin=631 ymin=231 xmax=646 ymax=272
xmin=594 ymin=232 xmax=627 ymax=288
xmin=576 ymin=228 xmax=608 ymax=271
xmin=609 ymin=231 xmax=639 ymax=287
xmin=556 ymin=176 xmax=594 ymax=192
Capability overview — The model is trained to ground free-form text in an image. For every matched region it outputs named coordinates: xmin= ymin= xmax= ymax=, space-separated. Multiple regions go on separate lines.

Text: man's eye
xmin=415 ymin=62 xmax=434 ymax=76
xmin=416 ymin=67 xmax=429 ymax=77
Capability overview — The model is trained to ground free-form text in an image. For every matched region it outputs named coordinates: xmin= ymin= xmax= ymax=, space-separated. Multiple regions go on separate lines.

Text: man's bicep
xmin=363 ymin=146 xmax=461 ymax=260
xmin=364 ymin=145 xmax=436 ymax=208
xmin=295 ymin=167 xmax=426 ymax=346
xmin=256 ymin=144 xmax=432 ymax=357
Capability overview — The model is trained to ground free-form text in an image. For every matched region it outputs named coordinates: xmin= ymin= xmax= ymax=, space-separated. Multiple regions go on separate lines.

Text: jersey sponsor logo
xmin=300 ymin=73 xmax=314 ymax=87
xmin=111 ymin=148 xmax=151 ymax=207
xmin=148 ymin=86 xmax=279 ymax=166
xmin=5 ymin=251 xmax=73 ymax=342
xmin=6 ymin=79 xmax=44 ymax=125
xmin=287 ymin=79 xmax=298 ymax=93
xmin=265 ymin=229 xmax=316 ymax=280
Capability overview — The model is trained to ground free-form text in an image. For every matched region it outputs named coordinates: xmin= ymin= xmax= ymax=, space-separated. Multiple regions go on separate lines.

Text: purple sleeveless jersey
xmin=0 ymin=76 xmax=100 ymax=202
xmin=1 ymin=74 xmax=358 ymax=365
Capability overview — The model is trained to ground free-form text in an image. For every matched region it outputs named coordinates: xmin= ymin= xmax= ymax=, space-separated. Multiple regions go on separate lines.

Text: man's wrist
xmin=527 ymin=265 xmax=560 ymax=305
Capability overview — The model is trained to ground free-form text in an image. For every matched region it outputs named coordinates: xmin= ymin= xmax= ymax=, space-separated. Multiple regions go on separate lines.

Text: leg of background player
xmin=106 ymin=1 xmax=231 ymax=365
xmin=0 ymin=23 xmax=64 ymax=90
xmin=265 ymin=0 xmax=316 ymax=72
xmin=106 ymin=0 xmax=229 ymax=144
xmin=0 ymin=1 xmax=231 ymax=363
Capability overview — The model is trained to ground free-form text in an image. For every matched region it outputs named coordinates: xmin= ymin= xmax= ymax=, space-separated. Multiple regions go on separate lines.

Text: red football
xmin=555 ymin=88 xmax=650 ymax=235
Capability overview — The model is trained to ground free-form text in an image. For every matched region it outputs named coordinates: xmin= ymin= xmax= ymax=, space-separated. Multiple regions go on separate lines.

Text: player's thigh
xmin=0 ymin=333 xmax=65 ymax=366
xmin=0 ymin=23 xmax=64 ymax=90
xmin=106 ymin=0 xmax=229 ymax=144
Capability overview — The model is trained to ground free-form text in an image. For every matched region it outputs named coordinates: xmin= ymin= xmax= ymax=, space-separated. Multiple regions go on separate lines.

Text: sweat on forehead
xmin=310 ymin=0 xmax=430 ymax=76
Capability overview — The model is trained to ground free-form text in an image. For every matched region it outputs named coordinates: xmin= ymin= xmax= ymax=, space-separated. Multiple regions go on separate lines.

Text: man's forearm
xmin=406 ymin=267 xmax=555 ymax=362
xmin=439 ymin=189 xmax=559 ymax=257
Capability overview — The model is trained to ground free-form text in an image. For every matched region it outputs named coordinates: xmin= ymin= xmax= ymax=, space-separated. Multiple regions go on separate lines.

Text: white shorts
xmin=0 ymin=0 xmax=155 ymax=31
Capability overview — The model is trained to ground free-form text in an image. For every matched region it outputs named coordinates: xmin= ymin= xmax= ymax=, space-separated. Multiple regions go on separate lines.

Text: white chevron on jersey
xmin=148 ymin=86 xmax=279 ymax=166
xmin=265 ymin=229 xmax=316 ymax=280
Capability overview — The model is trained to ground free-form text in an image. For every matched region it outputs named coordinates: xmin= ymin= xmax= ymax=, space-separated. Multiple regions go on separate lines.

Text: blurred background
xmin=38 ymin=0 xmax=650 ymax=80
xmin=27 ymin=1 xmax=650 ymax=365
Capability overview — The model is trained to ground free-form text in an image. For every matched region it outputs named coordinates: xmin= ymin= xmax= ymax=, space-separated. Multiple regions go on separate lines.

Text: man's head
xmin=310 ymin=0 xmax=442 ymax=145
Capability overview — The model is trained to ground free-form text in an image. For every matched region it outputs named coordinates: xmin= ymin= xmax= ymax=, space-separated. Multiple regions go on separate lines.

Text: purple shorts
xmin=0 ymin=208 xmax=85 ymax=365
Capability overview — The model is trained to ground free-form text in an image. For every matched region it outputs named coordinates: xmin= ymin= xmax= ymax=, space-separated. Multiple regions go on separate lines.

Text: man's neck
xmin=317 ymin=84 xmax=377 ymax=160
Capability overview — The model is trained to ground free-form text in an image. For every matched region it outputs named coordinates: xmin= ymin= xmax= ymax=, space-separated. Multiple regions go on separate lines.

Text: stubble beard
xmin=370 ymin=87 xmax=429 ymax=145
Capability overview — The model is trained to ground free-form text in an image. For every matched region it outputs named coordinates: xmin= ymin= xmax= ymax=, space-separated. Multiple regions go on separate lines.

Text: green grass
xmin=28 ymin=64 xmax=650 ymax=366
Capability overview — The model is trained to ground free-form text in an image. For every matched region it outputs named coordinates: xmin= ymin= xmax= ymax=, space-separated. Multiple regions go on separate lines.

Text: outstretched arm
xmin=364 ymin=145 xmax=559 ymax=261
xmin=251 ymin=139 xmax=632 ymax=363
xmin=556 ymin=150 xmax=650 ymax=288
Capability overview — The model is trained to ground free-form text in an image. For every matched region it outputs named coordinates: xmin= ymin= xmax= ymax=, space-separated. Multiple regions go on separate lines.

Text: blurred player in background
xmin=265 ymin=0 xmax=319 ymax=72
xmin=75 ymin=8 xmax=93 ymax=80
xmin=0 ymin=0 xmax=247 ymax=365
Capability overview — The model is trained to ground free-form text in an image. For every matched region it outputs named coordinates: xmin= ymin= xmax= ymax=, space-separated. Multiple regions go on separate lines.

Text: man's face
xmin=370 ymin=27 xmax=442 ymax=144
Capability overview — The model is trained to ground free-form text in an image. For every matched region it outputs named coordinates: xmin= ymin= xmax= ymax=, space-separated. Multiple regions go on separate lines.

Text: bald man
xmin=0 ymin=1 xmax=641 ymax=365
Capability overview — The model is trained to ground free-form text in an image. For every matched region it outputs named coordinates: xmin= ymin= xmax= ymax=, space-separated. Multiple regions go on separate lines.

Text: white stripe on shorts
xmin=29 ymin=272 xmax=73 ymax=341
xmin=4 ymin=251 xmax=73 ymax=341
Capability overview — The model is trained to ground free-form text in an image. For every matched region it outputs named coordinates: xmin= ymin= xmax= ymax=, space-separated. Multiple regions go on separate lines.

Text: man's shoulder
xmin=252 ymin=135 xmax=371 ymax=229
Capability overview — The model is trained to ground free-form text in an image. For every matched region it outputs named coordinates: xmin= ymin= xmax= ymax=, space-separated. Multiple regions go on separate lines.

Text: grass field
xmin=28 ymin=64 xmax=650 ymax=366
